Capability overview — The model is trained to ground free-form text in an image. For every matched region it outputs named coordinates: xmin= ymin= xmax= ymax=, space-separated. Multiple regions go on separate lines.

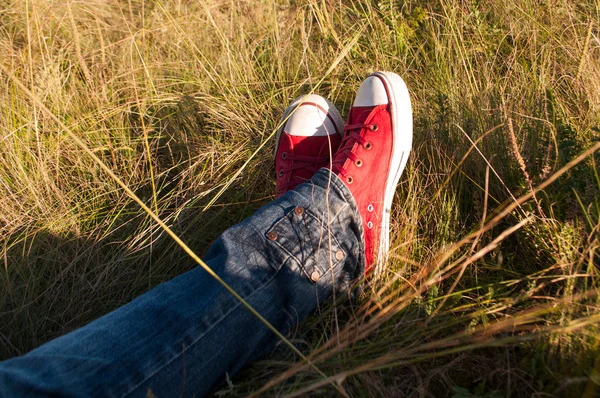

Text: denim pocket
xmin=265 ymin=205 xmax=345 ymax=283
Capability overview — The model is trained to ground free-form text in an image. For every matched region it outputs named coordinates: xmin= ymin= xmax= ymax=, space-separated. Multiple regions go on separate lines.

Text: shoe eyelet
xmin=369 ymin=124 xmax=378 ymax=131
xmin=346 ymin=176 xmax=354 ymax=184
xmin=281 ymin=152 xmax=287 ymax=159
xmin=364 ymin=142 xmax=372 ymax=150
xmin=367 ymin=204 xmax=374 ymax=212
xmin=367 ymin=221 xmax=373 ymax=229
xmin=355 ymin=159 xmax=363 ymax=167
xmin=278 ymin=170 xmax=284 ymax=177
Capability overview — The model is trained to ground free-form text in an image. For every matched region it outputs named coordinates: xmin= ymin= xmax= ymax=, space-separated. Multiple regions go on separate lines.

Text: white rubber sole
xmin=371 ymin=72 xmax=413 ymax=273
xmin=274 ymin=94 xmax=345 ymax=156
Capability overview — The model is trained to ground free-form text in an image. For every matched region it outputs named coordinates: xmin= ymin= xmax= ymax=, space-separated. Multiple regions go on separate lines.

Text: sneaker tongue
xmin=349 ymin=106 xmax=376 ymax=125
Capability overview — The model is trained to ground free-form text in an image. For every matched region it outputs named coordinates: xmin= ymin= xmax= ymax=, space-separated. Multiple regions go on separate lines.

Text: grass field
xmin=1 ymin=0 xmax=599 ymax=396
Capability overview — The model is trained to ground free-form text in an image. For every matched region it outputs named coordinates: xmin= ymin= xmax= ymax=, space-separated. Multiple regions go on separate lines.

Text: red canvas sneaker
xmin=275 ymin=94 xmax=344 ymax=197
xmin=330 ymin=72 xmax=413 ymax=273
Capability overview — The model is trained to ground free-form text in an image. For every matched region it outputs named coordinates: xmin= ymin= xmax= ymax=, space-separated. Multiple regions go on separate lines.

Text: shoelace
xmin=331 ymin=123 xmax=377 ymax=181
xmin=278 ymin=153 xmax=329 ymax=192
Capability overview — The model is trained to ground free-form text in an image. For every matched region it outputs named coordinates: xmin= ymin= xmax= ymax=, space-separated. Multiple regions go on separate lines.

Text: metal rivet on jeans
xmin=294 ymin=206 xmax=304 ymax=215
xmin=367 ymin=221 xmax=373 ymax=229
xmin=335 ymin=250 xmax=344 ymax=261
xmin=267 ymin=231 xmax=278 ymax=241
xmin=310 ymin=270 xmax=320 ymax=282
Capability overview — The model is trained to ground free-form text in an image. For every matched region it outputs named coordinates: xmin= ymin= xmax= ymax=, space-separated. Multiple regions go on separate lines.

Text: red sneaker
xmin=275 ymin=94 xmax=344 ymax=197
xmin=330 ymin=72 xmax=413 ymax=273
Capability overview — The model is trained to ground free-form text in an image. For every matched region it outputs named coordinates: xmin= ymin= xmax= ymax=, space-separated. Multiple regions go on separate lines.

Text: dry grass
xmin=1 ymin=0 xmax=599 ymax=396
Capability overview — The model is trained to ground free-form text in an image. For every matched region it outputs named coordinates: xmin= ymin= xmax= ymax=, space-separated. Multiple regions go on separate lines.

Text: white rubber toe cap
xmin=353 ymin=76 xmax=389 ymax=107
xmin=285 ymin=94 xmax=342 ymax=137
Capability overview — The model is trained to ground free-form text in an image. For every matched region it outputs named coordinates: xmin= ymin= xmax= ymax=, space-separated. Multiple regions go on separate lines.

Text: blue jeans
xmin=0 ymin=169 xmax=364 ymax=397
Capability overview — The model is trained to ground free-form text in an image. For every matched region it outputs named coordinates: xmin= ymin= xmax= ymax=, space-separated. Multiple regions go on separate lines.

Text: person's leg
xmin=0 ymin=169 xmax=364 ymax=397
xmin=0 ymin=95 xmax=359 ymax=397
xmin=0 ymin=71 xmax=413 ymax=397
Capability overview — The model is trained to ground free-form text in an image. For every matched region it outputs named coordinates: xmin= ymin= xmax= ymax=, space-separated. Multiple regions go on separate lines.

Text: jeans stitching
xmin=266 ymin=208 xmax=343 ymax=281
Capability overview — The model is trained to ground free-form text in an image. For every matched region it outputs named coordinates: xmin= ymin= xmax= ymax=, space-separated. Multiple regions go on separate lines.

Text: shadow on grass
xmin=0 ymin=95 xmax=273 ymax=361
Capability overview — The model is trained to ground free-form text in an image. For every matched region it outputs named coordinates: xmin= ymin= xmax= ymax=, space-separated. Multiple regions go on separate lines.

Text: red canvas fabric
xmin=275 ymin=132 xmax=342 ymax=197
xmin=331 ymin=104 xmax=392 ymax=272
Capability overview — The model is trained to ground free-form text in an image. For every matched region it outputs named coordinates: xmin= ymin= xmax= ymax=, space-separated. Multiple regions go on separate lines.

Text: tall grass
xmin=0 ymin=0 xmax=599 ymax=396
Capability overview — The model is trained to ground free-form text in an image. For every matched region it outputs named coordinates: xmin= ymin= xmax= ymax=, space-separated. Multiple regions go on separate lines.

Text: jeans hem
xmin=308 ymin=168 xmax=366 ymax=276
